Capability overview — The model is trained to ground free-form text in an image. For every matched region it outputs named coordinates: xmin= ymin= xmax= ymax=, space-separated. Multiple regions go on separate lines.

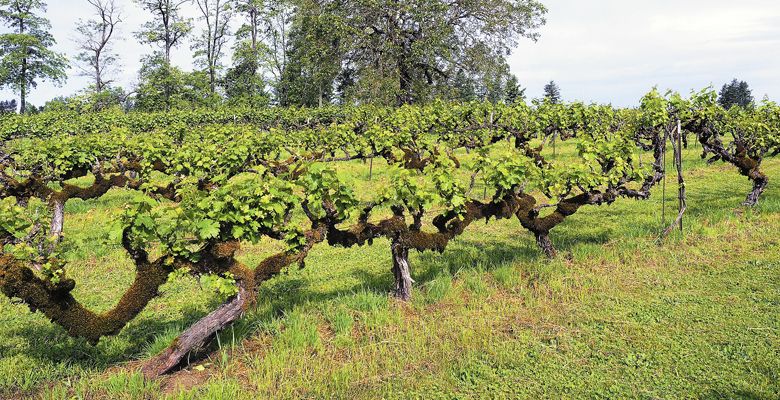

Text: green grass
xmin=2 ymin=142 xmax=780 ymax=399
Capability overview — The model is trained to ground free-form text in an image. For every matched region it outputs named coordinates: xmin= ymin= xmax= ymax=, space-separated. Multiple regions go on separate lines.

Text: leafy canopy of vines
xmin=1 ymin=88 xmax=777 ymax=377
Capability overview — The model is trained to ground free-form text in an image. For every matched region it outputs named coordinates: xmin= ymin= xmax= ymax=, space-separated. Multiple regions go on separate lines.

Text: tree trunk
xmin=48 ymin=197 xmax=65 ymax=255
xmin=743 ymin=173 xmax=768 ymax=207
xmin=397 ymin=55 xmax=413 ymax=106
xmin=535 ymin=233 xmax=556 ymax=258
xmin=391 ymin=238 xmax=413 ymax=301
xmin=141 ymin=284 xmax=250 ymax=378
xmin=95 ymin=55 xmax=103 ymax=92
xmin=736 ymin=147 xmax=768 ymax=207
xmin=250 ymin=9 xmax=259 ymax=103
xmin=19 ymin=18 xmax=26 ymax=113
xmin=20 ymin=74 xmax=26 ymax=114
xmin=210 ymin=67 xmax=216 ymax=94
xmin=661 ymin=120 xmax=687 ymax=236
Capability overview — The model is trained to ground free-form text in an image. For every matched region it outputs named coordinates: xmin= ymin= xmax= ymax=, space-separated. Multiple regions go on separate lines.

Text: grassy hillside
xmin=1 ymin=143 xmax=779 ymax=399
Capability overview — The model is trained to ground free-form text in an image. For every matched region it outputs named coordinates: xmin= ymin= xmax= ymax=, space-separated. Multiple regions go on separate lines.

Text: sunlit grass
xmin=1 ymin=142 xmax=779 ymax=398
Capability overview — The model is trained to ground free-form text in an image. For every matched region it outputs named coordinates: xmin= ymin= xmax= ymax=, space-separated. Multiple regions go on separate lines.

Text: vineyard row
xmin=0 ymin=88 xmax=778 ymax=377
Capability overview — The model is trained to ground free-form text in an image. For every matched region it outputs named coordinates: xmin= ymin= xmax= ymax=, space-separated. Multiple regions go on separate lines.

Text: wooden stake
xmin=662 ymin=130 xmax=667 ymax=226
xmin=662 ymin=120 xmax=687 ymax=238
xmin=677 ymin=119 xmax=685 ymax=233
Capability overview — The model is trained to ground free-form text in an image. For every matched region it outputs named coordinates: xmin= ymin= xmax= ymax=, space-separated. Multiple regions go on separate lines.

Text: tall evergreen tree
xmin=0 ymin=98 xmax=16 ymax=113
xmin=476 ymin=62 xmax=512 ymax=102
xmin=543 ymin=80 xmax=560 ymax=103
xmin=452 ymin=69 xmax=477 ymax=102
xmin=505 ymin=74 xmax=526 ymax=104
xmin=444 ymin=58 xmax=515 ymax=103
xmin=334 ymin=66 xmax=355 ymax=104
xmin=718 ymin=79 xmax=753 ymax=109
xmin=278 ymin=0 xmax=344 ymax=107
xmin=0 ymin=0 xmax=67 ymax=113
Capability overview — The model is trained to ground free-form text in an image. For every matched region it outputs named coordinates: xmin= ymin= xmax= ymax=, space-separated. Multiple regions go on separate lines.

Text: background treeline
xmin=0 ymin=1 xmax=759 ymax=114
xmin=0 ymin=0 xmax=550 ymax=112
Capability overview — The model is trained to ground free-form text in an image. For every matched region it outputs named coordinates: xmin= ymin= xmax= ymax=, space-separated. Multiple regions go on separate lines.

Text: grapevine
xmin=1 ymin=90 xmax=777 ymax=378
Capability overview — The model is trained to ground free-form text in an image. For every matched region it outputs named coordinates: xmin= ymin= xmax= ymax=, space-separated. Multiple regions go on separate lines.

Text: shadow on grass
xmin=5 ymin=159 xmax=780 ymax=387
xmin=184 ymin=176 xmax=778 ymax=366
xmin=701 ymin=389 xmax=769 ymax=400
xmin=1 ymin=302 xmax=220 ymax=372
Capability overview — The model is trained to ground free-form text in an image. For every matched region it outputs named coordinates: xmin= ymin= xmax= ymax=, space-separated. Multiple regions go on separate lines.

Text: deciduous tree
xmin=134 ymin=53 xmax=215 ymax=111
xmin=223 ymin=0 xmax=266 ymax=105
xmin=0 ymin=0 xmax=67 ymax=113
xmin=74 ymin=0 xmax=122 ymax=93
xmin=134 ymin=0 xmax=192 ymax=64
xmin=262 ymin=1 xmax=294 ymax=103
xmin=193 ymin=0 xmax=233 ymax=94
xmin=134 ymin=0 xmax=193 ymax=107
xmin=278 ymin=0 xmax=345 ymax=107
xmin=337 ymin=0 xmax=547 ymax=105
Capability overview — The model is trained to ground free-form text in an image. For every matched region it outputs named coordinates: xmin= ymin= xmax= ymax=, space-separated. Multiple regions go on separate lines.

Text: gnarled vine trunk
xmin=391 ymin=238 xmax=413 ymax=301
xmin=141 ymin=285 xmax=251 ymax=378
xmin=0 ymin=254 xmax=173 ymax=345
xmin=140 ymin=228 xmax=326 ymax=378
xmin=534 ymin=233 xmax=556 ymax=258
xmin=47 ymin=197 xmax=65 ymax=254
xmin=743 ymin=169 xmax=768 ymax=207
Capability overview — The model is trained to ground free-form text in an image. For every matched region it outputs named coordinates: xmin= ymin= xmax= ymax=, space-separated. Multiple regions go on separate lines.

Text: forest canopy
xmin=0 ymin=0 xmax=548 ymax=112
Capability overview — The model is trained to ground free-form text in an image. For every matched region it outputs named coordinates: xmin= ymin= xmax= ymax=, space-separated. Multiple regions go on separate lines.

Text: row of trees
xmin=0 ymin=0 xmax=551 ymax=112
xmin=537 ymin=80 xmax=755 ymax=109
xmin=0 ymin=0 xmax=758 ymax=113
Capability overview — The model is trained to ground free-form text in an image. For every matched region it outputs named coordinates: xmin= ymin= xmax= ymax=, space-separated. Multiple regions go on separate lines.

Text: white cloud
xmin=1 ymin=0 xmax=778 ymax=107
xmin=509 ymin=0 xmax=780 ymax=105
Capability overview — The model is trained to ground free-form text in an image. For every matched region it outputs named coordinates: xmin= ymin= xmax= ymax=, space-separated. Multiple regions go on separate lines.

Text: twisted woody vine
xmin=1 ymin=88 xmax=778 ymax=378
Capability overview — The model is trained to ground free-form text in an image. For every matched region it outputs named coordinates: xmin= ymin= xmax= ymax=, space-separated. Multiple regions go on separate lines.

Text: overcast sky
xmin=1 ymin=0 xmax=778 ymax=107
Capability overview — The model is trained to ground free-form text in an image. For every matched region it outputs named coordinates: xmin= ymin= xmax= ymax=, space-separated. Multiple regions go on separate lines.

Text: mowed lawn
xmin=1 ymin=142 xmax=779 ymax=399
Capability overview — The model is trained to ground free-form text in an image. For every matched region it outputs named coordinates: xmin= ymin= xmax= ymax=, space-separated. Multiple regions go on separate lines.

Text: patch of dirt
xmin=159 ymin=366 xmax=212 ymax=394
